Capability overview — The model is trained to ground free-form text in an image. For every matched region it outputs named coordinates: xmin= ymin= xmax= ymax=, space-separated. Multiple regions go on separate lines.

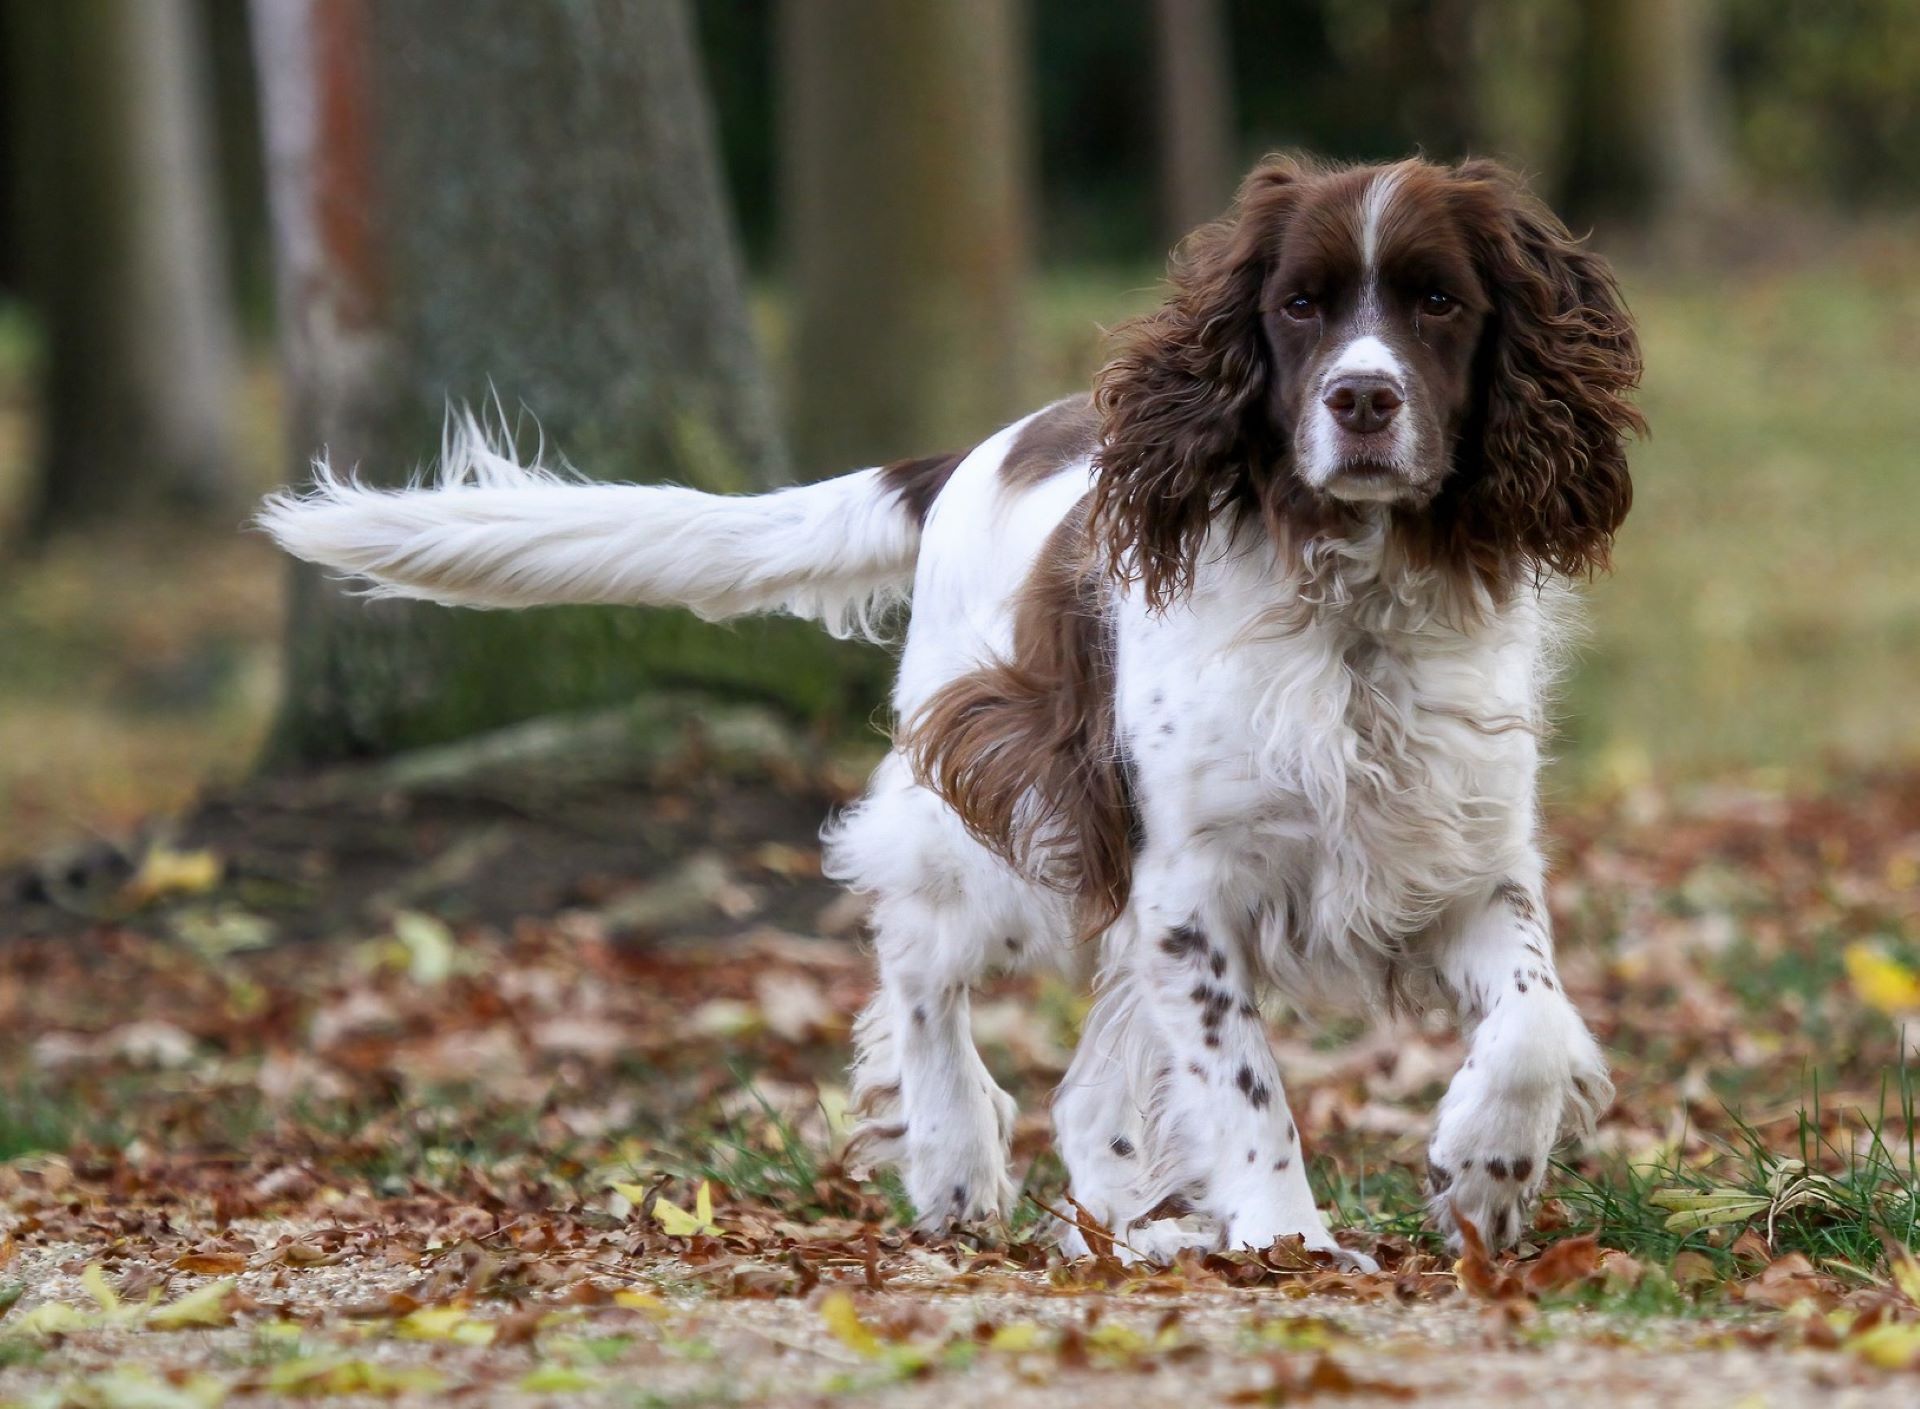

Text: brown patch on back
xmin=1001 ymin=396 xmax=1099 ymax=491
xmin=879 ymin=450 xmax=966 ymax=526
xmin=905 ymin=497 xmax=1137 ymax=934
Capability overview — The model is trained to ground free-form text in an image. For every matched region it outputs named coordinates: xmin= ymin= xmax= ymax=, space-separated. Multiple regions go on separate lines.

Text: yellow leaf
xmin=1647 ymin=1186 xmax=1772 ymax=1234
xmin=130 ymin=847 xmax=223 ymax=904
xmin=819 ymin=1290 xmax=883 ymax=1358
xmin=149 ymin=1278 xmax=237 ymax=1330
xmin=10 ymin=1299 xmax=99 ymax=1336
xmin=1844 ymin=942 xmax=1920 ymax=1014
xmin=394 ymin=1304 xmax=494 ymax=1345
xmin=1087 ymin=1322 xmax=1150 ymax=1358
xmin=82 ymin=1262 xmax=121 ymax=1313
xmin=1891 ymin=1248 xmax=1920 ymax=1306
xmin=393 ymin=911 xmax=456 ymax=986
xmin=650 ymin=1181 xmax=720 ymax=1237
xmin=265 ymin=1358 xmax=446 ymax=1396
xmin=1848 ymin=1320 xmax=1920 ymax=1370
xmin=987 ymin=1321 xmax=1043 ymax=1352
xmin=613 ymin=1289 xmax=668 ymax=1318
xmin=519 ymin=1366 xmax=601 ymax=1391
xmin=45 ymin=1367 xmax=229 ymax=1409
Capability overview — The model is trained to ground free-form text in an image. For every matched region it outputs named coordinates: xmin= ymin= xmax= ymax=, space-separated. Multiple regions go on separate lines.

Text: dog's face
xmin=1261 ymin=167 xmax=1490 ymax=506
xmin=1092 ymin=156 xmax=1646 ymax=606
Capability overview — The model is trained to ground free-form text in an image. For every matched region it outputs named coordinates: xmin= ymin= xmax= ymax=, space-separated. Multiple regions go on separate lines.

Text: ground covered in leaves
xmin=3 ymin=749 xmax=1920 ymax=1406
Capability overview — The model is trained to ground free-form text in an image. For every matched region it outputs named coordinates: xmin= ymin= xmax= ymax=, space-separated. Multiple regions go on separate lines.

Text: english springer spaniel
xmin=262 ymin=155 xmax=1644 ymax=1266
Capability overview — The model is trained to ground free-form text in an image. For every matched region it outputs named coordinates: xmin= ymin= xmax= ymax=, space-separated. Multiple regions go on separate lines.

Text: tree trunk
xmin=9 ymin=0 xmax=239 ymax=535
xmin=1463 ymin=0 xmax=1580 ymax=189
xmin=780 ymin=0 xmax=1032 ymax=474
xmin=1564 ymin=0 xmax=1738 ymax=226
xmin=252 ymin=0 xmax=885 ymax=765
xmin=1151 ymin=0 xmax=1235 ymax=243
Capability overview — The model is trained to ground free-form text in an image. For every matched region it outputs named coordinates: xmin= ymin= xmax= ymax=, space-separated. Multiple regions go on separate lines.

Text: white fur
xmin=1359 ymin=165 xmax=1405 ymax=272
xmin=260 ymin=399 xmax=1607 ymax=1263
xmin=256 ymin=410 xmax=922 ymax=641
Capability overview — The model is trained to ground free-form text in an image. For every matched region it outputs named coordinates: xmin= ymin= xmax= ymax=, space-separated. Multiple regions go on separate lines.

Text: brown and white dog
xmin=261 ymin=155 xmax=1644 ymax=1265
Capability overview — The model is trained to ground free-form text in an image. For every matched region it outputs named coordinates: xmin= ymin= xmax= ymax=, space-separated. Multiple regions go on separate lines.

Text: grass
xmin=0 ymin=1078 xmax=120 ymax=1161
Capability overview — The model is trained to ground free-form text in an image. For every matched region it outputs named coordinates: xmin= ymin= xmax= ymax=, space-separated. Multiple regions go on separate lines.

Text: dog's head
xmin=1092 ymin=155 xmax=1645 ymax=605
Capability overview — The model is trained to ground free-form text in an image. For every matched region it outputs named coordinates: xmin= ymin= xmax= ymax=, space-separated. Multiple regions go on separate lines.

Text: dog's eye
xmin=1421 ymin=290 xmax=1459 ymax=316
xmin=1282 ymin=294 xmax=1318 ymax=320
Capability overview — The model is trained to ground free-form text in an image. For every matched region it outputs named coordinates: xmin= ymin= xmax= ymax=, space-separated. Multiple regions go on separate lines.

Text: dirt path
xmin=0 ymin=1228 xmax=1891 ymax=1408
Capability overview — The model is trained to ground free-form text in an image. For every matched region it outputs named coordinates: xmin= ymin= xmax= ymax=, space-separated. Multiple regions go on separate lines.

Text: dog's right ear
xmin=1090 ymin=156 xmax=1305 ymax=610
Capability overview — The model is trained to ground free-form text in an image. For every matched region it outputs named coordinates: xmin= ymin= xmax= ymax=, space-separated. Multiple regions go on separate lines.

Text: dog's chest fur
xmin=1116 ymin=524 xmax=1550 ymax=993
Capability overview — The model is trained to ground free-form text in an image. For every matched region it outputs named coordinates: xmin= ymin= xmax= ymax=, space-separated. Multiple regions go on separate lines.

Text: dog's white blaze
xmin=1322 ymin=333 xmax=1404 ymax=386
xmin=1359 ymin=166 xmax=1404 ymax=273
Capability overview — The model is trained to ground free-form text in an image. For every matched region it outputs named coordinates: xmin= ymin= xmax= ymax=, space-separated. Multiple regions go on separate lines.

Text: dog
xmin=261 ymin=154 xmax=1643 ymax=1267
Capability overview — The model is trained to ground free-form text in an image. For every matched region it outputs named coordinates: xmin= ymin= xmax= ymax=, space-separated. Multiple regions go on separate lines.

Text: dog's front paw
xmin=1426 ymin=1148 xmax=1545 ymax=1252
xmin=905 ymin=1127 xmax=1016 ymax=1233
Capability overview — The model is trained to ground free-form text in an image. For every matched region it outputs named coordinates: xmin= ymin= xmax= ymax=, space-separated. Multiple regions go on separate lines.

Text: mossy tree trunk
xmin=252 ymin=0 xmax=886 ymax=765
xmin=779 ymin=0 xmax=1032 ymax=473
xmin=8 ymin=0 xmax=239 ymax=536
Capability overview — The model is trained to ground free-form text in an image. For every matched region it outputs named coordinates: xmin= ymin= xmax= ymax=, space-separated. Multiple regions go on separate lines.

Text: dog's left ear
xmin=1091 ymin=156 xmax=1306 ymax=609
xmin=1451 ymin=161 xmax=1645 ymax=579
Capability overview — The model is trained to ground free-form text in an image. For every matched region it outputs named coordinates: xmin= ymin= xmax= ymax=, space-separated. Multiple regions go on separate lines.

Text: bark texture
xmin=253 ymin=0 xmax=883 ymax=763
xmin=779 ymin=0 xmax=1032 ymax=475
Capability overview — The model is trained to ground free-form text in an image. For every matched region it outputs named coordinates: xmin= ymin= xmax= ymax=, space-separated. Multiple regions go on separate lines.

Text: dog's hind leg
xmin=853 ymin=892 xmax=1018 ymax=1228
xmin=830 ymin=757 xmax=1047 ymax=1230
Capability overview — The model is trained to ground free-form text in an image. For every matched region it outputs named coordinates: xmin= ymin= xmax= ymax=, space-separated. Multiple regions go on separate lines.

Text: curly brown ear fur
xmin=1090 ymin=156 xmax=1309 ymax=610
xmin=1436 ymin=161 xmax=1645 ymax=583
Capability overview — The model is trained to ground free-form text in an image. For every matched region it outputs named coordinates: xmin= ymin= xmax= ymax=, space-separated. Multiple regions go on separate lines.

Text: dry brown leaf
xmin=1521 ymin=1233 xmax=1602 ymax=1294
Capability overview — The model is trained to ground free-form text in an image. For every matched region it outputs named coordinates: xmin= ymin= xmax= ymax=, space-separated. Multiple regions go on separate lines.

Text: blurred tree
xmin=1463 ymin=0 xmax=1580 ymax=189
xmin=253 ymin=0 xmax=885 ymax=764
xmin=7 ymin=0 xmax=239 ymax=535
xmin=1153 ymin=0 xmax=1235 ymax=242
xmin=780 ymin=0 xmax=1032 ymax=474
xmin=1564 ymin=0 xmax=1738 ymax=226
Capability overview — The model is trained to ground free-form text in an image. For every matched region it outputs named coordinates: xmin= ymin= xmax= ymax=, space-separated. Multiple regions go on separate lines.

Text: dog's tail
xmin=256 ymin=412 xmax=948 ymax=640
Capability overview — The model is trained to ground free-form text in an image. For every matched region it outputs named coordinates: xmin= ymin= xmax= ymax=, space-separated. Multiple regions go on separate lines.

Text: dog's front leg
xmin=1123 ymin=872 xmax=1374 ymax=1269
xmin=1427 ymin=872 xmax=1613 ymax=1250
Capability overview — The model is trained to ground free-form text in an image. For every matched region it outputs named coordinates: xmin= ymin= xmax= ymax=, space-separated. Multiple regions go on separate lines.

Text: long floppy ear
xmin=1447 ymin=160 xmax=1645 ymax=581
xmin=1090 ymin=156 xmax=1307 ymax=609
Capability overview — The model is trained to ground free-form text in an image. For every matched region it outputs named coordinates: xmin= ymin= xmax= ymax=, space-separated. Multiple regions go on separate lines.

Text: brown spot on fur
xmin=1510 ymin=1156 xmax=1534 ymax=1182
xmin=1110 ymin=1136 xmax=1135 ymax=1158
xmin=879 ymin=450 xmax=966 ymax=526
xmin=906 ymin=498 xmax=1138 ymax=933
xmin=1001 ymin=395 xmax=1099 ymax=491
xmin=1161 ymin=924 xmax=1207 ymax=960
xmin=1138 ymin=1193 xmax=1197 ymax=1224
xmin=1495 ymin=880 xmax=1538 ymax=924
xmin=1234 ymin=1065 xmax=1271 ymax=1108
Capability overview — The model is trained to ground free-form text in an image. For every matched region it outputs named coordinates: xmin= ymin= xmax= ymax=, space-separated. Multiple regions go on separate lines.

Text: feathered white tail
xmin=255 ymin=413 xmax=924 ymax=640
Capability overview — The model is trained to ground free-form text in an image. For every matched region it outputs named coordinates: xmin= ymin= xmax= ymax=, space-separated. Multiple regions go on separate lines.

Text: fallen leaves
xmin=1844 ymin=942 xmax=1920 ymax=1015
xmin=2 ymin=766 xmax=1920 ymax=1399
xmin=7 ymin=1264 xmax=239 ymax=1337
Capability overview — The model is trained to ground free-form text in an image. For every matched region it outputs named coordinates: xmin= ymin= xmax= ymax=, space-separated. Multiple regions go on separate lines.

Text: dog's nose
xmin=1323 ymin=376 xmax=1404 ymax=435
